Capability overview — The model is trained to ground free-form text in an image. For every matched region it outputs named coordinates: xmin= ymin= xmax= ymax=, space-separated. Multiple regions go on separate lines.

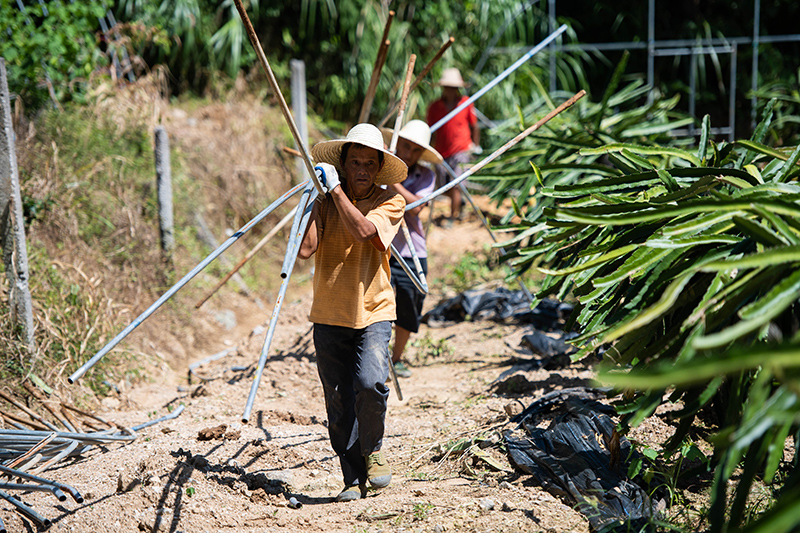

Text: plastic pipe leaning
xmin=429 ymin=24 xmax=568 ymax=133
xmin=68 ymin=181 xmax=306 ymax=384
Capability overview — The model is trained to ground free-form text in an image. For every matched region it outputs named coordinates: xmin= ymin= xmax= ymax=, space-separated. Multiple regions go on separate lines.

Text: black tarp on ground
xmin=505 ymin=389 xmax=660 ymax=532
xmin=421 ymin=288 xmax=573 ymax=330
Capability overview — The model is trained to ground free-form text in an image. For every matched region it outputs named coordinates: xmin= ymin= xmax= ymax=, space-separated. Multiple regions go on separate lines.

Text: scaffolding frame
xmin=542 ymin=0 xmax=800 ymax=138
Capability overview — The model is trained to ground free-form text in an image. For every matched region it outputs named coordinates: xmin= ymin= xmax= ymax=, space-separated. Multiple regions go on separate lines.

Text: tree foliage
xmin=0 ymin=0 xmax=108 ymax=108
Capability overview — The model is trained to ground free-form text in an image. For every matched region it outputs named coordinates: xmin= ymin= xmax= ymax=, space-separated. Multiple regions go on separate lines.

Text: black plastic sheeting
xmin=422 ymin=288 xmax=573 ymax=329
xmin=505 ymin=389 xmax=661 ymax=532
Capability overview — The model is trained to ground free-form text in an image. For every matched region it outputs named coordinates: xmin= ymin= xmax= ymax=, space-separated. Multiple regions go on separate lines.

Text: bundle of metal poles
xmin=0 ymin=399 xmax=184 ymax=526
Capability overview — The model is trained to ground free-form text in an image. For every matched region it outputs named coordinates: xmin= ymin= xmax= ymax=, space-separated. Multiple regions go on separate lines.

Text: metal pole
xmin=154 ymin=126 xmax=174 ymax=266
xmin=398 ymin=221 xmax=428 ymax=292
xmin=689 ymin=51 xmax=697 ymax=136
xmin=730 ymin=42 xmax=737 ymax=142
xmin=68 ymin=181 xmax=307 ymax=384
xmin=548 ymin=0 xmax=556 ymax=94
xmin=0 ymin=59 xmax=34 ymax=351
xmin=242 ymin=183 xmax=318 ymax=423
xmin=279 ymin=184 xmax=314 ymax=279
xmin=410 ymin=90 xmax=586 ymax=212
xmin=751 ymin=0 xmax=761 ymax=129
xmin=232 ymin=0 xmax=324 ymax=195
xmin=390 ymin=245 xmax=426 ymax=294
xmin=647 ymin=0 xmax=655 ymax=104
xmin=430 ymin=25 xmax=567 ymax=134
xmin=290 ymin=59 xmax=310 ymax=183
xmin=195 ymin=205 xmax=297 ymax=308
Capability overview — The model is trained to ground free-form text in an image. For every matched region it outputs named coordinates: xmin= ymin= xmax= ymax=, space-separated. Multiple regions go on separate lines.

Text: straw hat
xmin=438 ymin=67 xmax=469 ymax=88
xmin=311 ymin=123 xmax=408 ymax=185
xmin=380 ymin=120 xmax=443 ymax=165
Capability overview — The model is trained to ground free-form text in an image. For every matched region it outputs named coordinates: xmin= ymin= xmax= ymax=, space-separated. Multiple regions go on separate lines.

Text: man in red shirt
xmin=426 ymin=68 xmax=480 ymax=224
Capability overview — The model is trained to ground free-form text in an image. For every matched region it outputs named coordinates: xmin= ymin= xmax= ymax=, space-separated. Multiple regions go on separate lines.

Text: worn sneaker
xmin=335 ymin=483 xmax=364 ymax=502
xmin=393 ymin=361 xmax=412 ymax=378
xmin=366 ymin=451 xmax=391 ymax=488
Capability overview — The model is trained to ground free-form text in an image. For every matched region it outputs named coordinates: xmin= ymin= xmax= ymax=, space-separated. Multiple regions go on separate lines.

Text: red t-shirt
xmin=426 ymin=96 xmax=476 ymax=159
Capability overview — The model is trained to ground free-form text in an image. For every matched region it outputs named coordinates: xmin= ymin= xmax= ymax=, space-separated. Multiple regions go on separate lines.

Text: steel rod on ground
xmin=0 ymin=489 xmax=50 ymax=527
xmin=68 ymin=181 xmax=306 ymax=384
xmin=408 ymin=90 xmax=586 ymax=212
xmin=359 ymin=10 xmax=395 ymax=123
xmin=378 ymin=37 xmax=454 ymax=128
xmin=232 ymin=0 xmax=324 ymax=195
xmin=430 ymin=25 xmax=568 ymax=134
xmin=242 ymin=184 xmax=318 ymax=423
xmin=196 ymin=206 xmax=297 ymax=308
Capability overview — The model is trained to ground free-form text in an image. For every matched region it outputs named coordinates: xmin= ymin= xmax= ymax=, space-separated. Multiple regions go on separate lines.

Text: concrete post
xmin=0 ymin=59 xmax=35 ymax=350
xmin=290 ymin=60 xmax=310 ymax=182
xmin=154 ymin=126 xmax=174 ymax=271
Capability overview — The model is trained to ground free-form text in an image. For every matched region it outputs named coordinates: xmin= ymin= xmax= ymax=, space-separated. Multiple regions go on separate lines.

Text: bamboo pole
xmin=389 ymin=54 xmax=416 ymax=152
xmin=378 ymin=37 xmax=455 ymax=128
xmin=358 ymin=10 xmax=395 ymax=123
xmin=407 ymin=90 xmax=586 ymax=211
xmin=195 ymin=206 xmax=298 ymax=309
xmin=232 ymin=0 xmax=324 ymax=195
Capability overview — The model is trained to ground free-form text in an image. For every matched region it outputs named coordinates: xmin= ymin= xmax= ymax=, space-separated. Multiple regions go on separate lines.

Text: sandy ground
xmin=0 ymin=215 xmax=621 ymax=532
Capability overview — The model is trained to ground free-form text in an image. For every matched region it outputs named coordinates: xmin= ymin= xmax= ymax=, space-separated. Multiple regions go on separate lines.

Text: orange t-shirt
xmin=309 ymin=188 xmax=406 ymax=329
xmin=427 ymin=95 xmax=476 ymax=159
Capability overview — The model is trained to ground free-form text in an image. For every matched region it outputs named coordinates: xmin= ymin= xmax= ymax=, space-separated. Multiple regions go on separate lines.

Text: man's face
xmin=396 ymin=138 xmax=424 ymax=168
xmin=343 ymin=144 xmax=382 ymax=195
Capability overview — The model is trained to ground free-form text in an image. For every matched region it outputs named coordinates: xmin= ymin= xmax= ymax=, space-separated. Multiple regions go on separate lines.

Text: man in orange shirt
xmin=426 ymin=68 xmax=480 ymax=224
xmin=299 ymin=124 xmax=407 ymax=502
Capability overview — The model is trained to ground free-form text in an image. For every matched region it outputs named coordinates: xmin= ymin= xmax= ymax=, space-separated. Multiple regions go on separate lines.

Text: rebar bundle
xmin=0 ymin=397 xmax=184 ymax=528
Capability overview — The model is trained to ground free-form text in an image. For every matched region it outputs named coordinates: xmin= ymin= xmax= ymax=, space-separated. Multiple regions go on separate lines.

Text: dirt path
xmin=1 ymin=218 xmax=598 ymax=533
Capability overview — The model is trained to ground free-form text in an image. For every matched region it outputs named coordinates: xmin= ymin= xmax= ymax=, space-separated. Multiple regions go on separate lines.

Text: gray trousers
xmin=314 ymin=321 xmax=391 ymax=486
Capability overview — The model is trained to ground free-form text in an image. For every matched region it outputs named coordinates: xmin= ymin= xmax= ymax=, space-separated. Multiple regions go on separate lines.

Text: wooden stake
xmin=378 ymin=37 xmax=455 ymax=128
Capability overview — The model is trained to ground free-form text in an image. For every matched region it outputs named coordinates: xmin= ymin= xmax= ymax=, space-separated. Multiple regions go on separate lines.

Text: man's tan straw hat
xmin=311 ymin=123 xmax=408 ymax=185
xmin=438 ymin=67 xmax=469 ymax=88
xmin=380 ymin=120 xmax=443 ymax=165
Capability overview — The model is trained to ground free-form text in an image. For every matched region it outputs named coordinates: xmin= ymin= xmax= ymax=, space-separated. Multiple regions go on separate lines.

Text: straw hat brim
xmin=379 ymin=128 xmax=444 ymax=165
xmin=311 ymin=140 xmax=408 ymax=186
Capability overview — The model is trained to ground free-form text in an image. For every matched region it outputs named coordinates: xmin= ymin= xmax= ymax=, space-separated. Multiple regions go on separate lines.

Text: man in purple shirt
xmin=382 ymin=120 xmax=442 ymax=378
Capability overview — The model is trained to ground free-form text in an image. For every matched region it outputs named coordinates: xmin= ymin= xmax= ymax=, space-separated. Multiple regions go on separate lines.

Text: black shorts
xmin=390 ymin=256 xmax=428 ymax=333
